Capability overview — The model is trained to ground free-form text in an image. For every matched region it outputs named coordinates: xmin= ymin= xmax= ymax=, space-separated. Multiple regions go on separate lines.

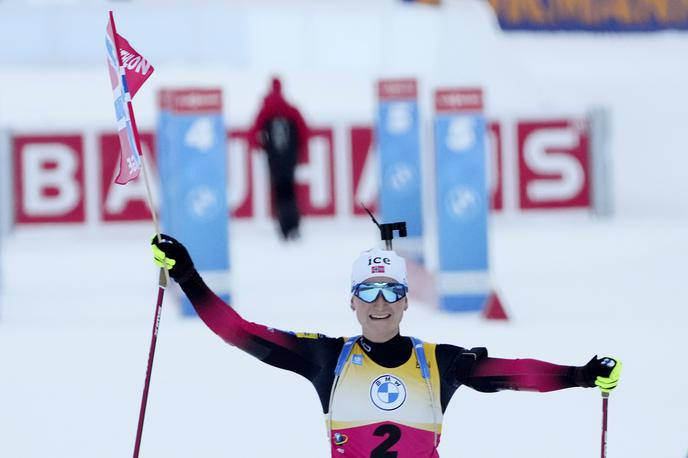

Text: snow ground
xmin=1 ymin=216 xmax=686 ymax=458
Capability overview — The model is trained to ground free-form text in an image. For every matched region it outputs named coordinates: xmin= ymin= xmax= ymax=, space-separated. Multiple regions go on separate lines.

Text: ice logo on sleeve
xmin=370 ymin=375 xmax=407 ymax=411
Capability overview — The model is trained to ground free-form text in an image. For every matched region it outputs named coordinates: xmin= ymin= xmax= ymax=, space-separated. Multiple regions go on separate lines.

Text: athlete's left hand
xmin=582 ymin=356 xmax=622 ymax=393
xmin=151 ymin=233 xmax=195 ymax=283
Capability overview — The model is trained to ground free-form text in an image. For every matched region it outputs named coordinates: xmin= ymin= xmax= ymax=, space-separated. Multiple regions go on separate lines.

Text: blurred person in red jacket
xmin=248 ymin=77 xmax=310 ymax=241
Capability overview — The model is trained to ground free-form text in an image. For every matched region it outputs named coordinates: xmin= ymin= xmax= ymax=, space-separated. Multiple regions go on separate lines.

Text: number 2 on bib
xmin=371 ymin=424 xmax=401 ymax=458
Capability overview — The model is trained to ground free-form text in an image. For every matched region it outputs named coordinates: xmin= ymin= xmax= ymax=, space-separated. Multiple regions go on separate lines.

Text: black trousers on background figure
xmin=266 ymin=145 xmax=300 ymax=240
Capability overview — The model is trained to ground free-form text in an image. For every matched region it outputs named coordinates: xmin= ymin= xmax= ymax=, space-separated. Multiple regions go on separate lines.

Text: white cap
xmin=351 ymin=247 xmax=408 ymax=289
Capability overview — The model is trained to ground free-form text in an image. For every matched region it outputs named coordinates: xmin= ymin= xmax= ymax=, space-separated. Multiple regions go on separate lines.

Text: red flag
xmin=105 ymin=12 xmax=154 ymax=185
xmin=116 ymin=34 xmax=154 ymax=98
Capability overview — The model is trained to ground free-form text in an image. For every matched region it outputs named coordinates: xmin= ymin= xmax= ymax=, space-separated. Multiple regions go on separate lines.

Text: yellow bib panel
xmin=327 ymin=341 xmax=443 ymax=457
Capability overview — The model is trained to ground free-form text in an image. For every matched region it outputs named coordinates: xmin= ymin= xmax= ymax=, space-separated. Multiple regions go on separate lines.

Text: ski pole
xmin=132 ymin=151 xmax=169 ymax=458
xmin=133 ymin=268 xmax=166 ymax=458
xmin=600 ymin=391 xmax=610 ymax=458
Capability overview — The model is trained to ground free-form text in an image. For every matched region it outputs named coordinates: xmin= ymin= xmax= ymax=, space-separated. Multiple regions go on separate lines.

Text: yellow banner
xmin=488 ymin=0 xmax=688 ymax=31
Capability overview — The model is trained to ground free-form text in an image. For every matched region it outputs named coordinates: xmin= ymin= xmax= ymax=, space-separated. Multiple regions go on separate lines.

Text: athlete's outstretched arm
xmin=466 ymin=357 xmax=582 ymax=392
xmin=180 ymin=270 xmax=300 ymax=355
xmin=468 ymin=354 xmax=622 ymax=394
xmin=438 ymin=345 xmax=607 ymax=394
xmin=151 ymin=234 xmax=340 ymax=379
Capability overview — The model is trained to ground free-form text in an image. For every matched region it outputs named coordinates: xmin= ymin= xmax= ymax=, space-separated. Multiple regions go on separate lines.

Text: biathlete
xmin=152 ymin=234 xmax=621 ymax=457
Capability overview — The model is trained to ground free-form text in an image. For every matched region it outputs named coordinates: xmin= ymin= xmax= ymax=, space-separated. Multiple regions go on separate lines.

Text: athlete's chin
xmin=365 ymin=318 xmax=400 ymax=332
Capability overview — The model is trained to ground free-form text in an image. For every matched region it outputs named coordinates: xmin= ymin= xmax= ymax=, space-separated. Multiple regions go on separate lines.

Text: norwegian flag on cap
xmin=371 ymin=265 xmax=385 ymax=274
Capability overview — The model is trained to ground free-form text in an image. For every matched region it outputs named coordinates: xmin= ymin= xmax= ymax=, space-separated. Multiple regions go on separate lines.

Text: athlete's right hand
xmin=581 ymin=356 xmax=623 ymax=393
xmin=151 ymin=233 xmax=195 ymax=283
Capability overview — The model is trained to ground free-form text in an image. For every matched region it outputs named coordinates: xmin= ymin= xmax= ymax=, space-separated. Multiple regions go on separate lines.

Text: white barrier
xmin=0 ymin=129 xmax=11 ymax=236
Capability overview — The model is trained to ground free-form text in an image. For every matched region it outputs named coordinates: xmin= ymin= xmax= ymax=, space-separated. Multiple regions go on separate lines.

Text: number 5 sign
xmin=433 ymin=88 xmax=491 ymax=312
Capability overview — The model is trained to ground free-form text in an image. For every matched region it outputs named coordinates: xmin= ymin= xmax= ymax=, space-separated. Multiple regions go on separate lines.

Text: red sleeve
xmin=177 ymin=271 xmax=347 ymax=413
xmin=194 ymin=287 xmax=293 ymax=350
xmin=178 ymin=271 xmax=315 ymax=371
xmin=466 ymin=357 xmax=579 ymax=393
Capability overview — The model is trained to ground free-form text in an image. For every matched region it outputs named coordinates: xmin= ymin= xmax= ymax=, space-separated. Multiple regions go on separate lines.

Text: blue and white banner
xmin=433 ymin=88 xmax=490 ymax=312
xmin=158 ymin=88 xmax=231 ymax=315
xmin=376 ymin=79 xmax=424 ymax=260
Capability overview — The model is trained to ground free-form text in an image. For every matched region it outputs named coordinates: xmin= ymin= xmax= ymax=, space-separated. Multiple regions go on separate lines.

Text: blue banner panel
xmin=376 ymin=79 xmax=424 ymax=260
xmin=489 ymin=0 xmax=688 ymax=32
xmin=158 ymin=89 xmax=230 ymax=316
xmin=433 ymin=89 xmax=490 ymax=312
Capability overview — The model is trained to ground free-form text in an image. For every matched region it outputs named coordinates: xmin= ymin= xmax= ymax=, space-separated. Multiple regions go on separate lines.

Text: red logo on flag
xmin=371 ymin=266 xmax=385 ymax=274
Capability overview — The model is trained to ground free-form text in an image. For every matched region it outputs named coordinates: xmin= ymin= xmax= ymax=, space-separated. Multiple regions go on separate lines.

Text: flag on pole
xmin=105 ymin=12 xmax=154 ymax=185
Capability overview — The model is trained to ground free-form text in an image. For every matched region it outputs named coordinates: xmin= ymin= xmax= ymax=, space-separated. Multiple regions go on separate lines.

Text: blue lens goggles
xmin=352 ymin=282 xmax=408 ymax=303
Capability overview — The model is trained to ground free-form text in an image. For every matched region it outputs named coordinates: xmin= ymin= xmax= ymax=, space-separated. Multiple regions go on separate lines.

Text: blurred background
xmin=0 ymin=0 xmax=686 ymax=457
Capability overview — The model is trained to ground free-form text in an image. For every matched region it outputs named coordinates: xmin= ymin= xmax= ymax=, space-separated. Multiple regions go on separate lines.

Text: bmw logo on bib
xmin=370 ymin=374 xmax=407 ymax=411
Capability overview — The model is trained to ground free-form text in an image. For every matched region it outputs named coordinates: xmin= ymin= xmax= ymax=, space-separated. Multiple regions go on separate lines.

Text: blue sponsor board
xmin=157 ymin=89 xmax=231 ymax=316
xmin=489 ymin=0 xmax=688 ymax=32
xmin=433 ymin=89 xmax=490 ymax=312
xmin=376 ymin=79 xmax=424 ymax=260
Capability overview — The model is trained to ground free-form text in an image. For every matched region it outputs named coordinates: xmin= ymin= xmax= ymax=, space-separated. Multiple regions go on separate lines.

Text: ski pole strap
xmin=411 ymin=337 xmax=430 ymax=380
xmin=411 ymin=336 xmax=438 ymax=446
xmin=334 ymin=336 xmax=360 ymax=377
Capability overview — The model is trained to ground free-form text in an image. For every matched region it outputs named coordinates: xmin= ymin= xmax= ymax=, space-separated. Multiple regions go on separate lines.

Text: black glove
xmin=577 ymin=355 xmax=623 ymax=392
xmin=151 ymin=233 xmax=195 ymax=283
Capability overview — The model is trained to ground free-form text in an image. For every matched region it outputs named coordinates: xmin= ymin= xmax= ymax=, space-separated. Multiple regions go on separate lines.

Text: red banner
xmin=9 ymin=118 xmax=594 ymax=226
xmin=488 ymin=122 xmax=504 ymax=211
xmin=377 ymin=79 xmax=418 ymax=100
xmin=295 ymin=129 xmax=336 ymax=216
xmin=159 ymin=89 xmax=222 ymax=114
xmin=13 ymin=135 xmax=85 ymax=224
xmin=435 ymin=88 xmax=484 ymax=113
xmin=517 ymin=119 xmax=590 ymax=209
xmin=350 ymin=126 xmax=377 ymax=215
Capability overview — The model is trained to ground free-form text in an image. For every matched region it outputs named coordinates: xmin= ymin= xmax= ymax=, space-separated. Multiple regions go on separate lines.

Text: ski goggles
xmin=352 ymin=282 xmax=408 ymax=303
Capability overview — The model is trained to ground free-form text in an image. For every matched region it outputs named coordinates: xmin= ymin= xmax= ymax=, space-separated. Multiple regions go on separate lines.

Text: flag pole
xmin=132 ymin=155 xmax=169 ymax=458
xmin=107 ymin=11 xmax=168 ymax=457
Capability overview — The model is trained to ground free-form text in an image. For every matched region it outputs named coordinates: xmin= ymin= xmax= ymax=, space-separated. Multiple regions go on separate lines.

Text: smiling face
xmin=351 ymin=276 xmax=408 ymax=343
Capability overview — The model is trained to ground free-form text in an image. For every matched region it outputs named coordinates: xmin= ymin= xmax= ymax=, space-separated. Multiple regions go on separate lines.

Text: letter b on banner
xmin=158 ymin=89 xmax=231 ymax=315
xmin=13 ymin=135 xmax=85 ymax=224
